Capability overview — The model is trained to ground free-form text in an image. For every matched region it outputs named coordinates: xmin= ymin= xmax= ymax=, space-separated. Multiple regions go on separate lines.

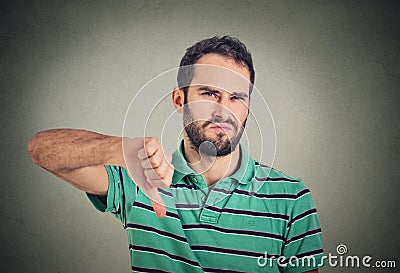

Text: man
xmin=28 ymin=36 xmax=324 ymax=272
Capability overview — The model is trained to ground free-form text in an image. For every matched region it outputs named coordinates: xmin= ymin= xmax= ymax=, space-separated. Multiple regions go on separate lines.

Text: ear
xmin=172 ymin=87 xmax=184 ymax=113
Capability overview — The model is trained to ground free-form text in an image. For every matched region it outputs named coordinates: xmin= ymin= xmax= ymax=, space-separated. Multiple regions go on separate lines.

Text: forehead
xmin=190 ymin=54 xmax=251 ymax=94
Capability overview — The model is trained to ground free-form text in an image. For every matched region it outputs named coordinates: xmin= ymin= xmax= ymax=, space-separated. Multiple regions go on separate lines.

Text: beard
xmin=183 ymin=104 xmax=247 ymax=157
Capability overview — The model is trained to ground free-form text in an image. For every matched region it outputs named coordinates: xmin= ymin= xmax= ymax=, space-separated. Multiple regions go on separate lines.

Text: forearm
xmin=28 ymin=129 xmax=126 ymax=172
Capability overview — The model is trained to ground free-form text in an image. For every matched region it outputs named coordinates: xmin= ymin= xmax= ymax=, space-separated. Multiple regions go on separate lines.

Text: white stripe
xmin=183 ymin=227 xmax=285 ymax=242
xmin=285 ymin=231 xmax=322 ymax=246
xmin=130 ymin=248 xmax=201 ymax=268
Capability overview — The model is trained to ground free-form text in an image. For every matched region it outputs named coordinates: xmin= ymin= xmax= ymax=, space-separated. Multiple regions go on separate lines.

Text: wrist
xmin=106 ymin=136 xmax=127 ymax=168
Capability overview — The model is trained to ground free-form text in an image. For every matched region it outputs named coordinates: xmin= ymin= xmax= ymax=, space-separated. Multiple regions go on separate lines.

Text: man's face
xmin=183 ymin=54 xmax=251 ymax=157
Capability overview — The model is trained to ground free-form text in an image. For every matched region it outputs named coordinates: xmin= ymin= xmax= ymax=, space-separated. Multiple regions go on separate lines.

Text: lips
xmin=208 ymin=123 xmax=233 ymax=132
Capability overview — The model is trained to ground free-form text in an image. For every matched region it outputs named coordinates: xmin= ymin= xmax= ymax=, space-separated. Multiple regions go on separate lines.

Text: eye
xmin=202 ymin=91 xmax=217 ymax=98
xmin=231 ymin=95 xmax=243 ymax=101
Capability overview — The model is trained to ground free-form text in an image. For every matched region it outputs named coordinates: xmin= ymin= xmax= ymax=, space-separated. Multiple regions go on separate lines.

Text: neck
xmin=183 ymin=136 xmax=241 ymax=187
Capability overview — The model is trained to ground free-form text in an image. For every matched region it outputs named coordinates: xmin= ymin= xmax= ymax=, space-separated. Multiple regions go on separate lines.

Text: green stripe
xmin=86 ymin=143 xmax=324 ymax=273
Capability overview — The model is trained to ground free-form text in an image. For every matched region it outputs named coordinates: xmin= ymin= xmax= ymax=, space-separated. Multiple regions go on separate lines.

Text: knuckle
xmin=146 ymin=179 xmax=157 ymax=188
xmin=157 ymin=171 xmax=166 ymax=180
xmin=162 ymin=172 xmax=172 ymax=185
xmin=145 ymin=146 xmax=154 ymax=156
xmin=163 ymin=178 xmax=172 ymax=187
xmin=145 ymin=169 xmax=158 ymax=180
xmin=162 ymin=176 xmax=171 ymax=187
xmin=140 ymin=159 xmax=150 ymax=168
xmin=146 ymin=137 xmax=160 ymax=146
xmin=157 ymin=161 xmax=167 ymax=171
xmin=143 ymin=169 xmax=151 ymax=177
xmin=150 ymin=155 xmax=162 ymax=167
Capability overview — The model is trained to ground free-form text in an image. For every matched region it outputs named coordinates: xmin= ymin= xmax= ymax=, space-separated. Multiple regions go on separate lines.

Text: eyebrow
xmin=197 ymin=86 xmax=249 ymax=98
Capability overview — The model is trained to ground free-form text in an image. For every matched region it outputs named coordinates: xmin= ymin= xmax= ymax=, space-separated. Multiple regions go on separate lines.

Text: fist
xmin=123 ymin=137 xmax=174 ymax=218
xmin=138 ymin=137 xmax=174 ymax=188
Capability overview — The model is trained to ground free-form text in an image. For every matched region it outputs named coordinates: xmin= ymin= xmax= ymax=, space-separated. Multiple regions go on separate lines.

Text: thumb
xmin=143 ymin=187 xmax=166 ymax=218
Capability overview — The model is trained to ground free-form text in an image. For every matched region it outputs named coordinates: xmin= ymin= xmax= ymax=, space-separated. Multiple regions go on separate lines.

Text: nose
xmin=212 ymin=97 xmax=233 ymax=120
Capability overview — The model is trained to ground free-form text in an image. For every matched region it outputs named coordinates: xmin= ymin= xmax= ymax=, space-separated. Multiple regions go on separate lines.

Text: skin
xmin=28 ymin=53 xmax=253 ymax=218
xmin=28 ymin=129 xmax=173 ymax=217
xmin=172 ymin=53 xmax=252 ymax=186
xmin=27 ymin=53 xmax=318 ymax=273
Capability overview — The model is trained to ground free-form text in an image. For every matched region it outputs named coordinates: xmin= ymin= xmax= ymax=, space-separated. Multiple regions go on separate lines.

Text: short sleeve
xmin=86 ymin=165 xmax=137 ymax=224
xmin=280 ymin=180 xmax=325 ymax=273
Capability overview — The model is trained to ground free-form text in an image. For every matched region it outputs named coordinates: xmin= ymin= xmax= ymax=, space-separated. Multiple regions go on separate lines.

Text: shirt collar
xmin=171 ymin=140 xmax=255 ymax=185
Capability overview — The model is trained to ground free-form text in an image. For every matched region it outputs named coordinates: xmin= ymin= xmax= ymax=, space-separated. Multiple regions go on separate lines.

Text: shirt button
xmin=201 ymin=196 xmax=206 ymax=202
xmin=191 ymin=176 xmax=198 ymax=183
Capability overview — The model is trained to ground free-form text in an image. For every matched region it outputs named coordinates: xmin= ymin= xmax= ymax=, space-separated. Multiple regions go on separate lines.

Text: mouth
xmin=208 ymin=123 xmax=233 ymax=132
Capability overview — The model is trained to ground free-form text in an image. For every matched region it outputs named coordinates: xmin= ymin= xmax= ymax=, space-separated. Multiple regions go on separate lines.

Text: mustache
xmin=202 ymin=116 xmax=238 ymax=131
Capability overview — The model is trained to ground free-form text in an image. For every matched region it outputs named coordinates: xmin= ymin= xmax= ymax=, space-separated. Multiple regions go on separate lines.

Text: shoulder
xmin=253 ymin=161 xmax=310 ymax=198
xmin=251 ymin=162 xmax=319 ymax=219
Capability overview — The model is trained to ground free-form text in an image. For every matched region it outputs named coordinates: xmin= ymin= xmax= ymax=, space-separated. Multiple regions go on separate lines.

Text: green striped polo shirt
xmin=87 ymin=142 xmax=324 ymax=273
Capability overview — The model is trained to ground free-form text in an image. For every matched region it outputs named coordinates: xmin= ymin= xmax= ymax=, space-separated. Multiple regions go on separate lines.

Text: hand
xmin=123 ymin=137 xmax=174 ymax=218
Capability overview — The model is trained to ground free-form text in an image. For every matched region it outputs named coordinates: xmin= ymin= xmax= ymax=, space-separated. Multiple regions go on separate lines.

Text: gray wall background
xmin=1 ymin=0 xmax=399 ymax=272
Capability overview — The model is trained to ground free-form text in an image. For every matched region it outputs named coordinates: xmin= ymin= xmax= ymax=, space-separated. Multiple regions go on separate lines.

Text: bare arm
xmin=28 ymin=129 xmax=173 ymax=218
xmin=28 ymin=129 xmax=125 ymax=195
xmin=28 ymin=129 xmax=125 ymax=172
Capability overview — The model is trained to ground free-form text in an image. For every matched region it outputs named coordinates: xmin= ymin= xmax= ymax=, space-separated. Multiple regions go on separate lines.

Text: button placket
xmin=187 ymin=175 xmax=209 ymax=206
xmin=200 ymin=178 xmax=240 ymax=224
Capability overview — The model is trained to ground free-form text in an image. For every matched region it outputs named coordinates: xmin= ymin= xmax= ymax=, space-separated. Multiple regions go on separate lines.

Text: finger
xmin=138 ymin=138 xmax=160 ymax=160
xmin=143 ymin=157 xmax=169 ymax=175
xmin=147 ymin=170 xmax=173 ymax=187
xmin=150 ymin=168 xmax=174 ymax=188
xmin=138 ymin=147 xmax=156 ymax=160
xmin=142 ymin=187 xmax=166 ymax=218
xmin=140 ymin=150 xmax=163 ymax=169
xmin=144 ymin=169 xmax=163 ymax=181
xmin=140 ymin=158 xmax=153 ymax=169
xmin=141 ymin=150 xmax=171 ymax=169
xmin=138 ymin=146 xmax=158 ymax=161
xmin=149 ymin=163 xmax=174 ymax=185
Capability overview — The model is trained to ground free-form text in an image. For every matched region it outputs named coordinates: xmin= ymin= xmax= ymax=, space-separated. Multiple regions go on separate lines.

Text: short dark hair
xmin=177 ymin=36 xmax=255 ymax=98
